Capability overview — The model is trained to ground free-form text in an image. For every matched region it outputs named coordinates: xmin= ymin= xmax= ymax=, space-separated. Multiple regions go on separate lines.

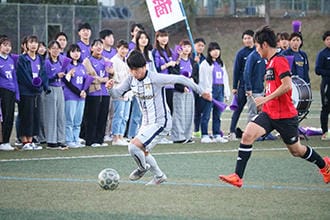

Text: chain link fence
xmin=0 ymin=1 xmax=329 ymax=53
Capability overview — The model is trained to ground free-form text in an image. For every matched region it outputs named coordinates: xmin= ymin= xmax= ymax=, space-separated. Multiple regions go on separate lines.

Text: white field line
xmin=0 ymin=146 xmax=329 ymax=163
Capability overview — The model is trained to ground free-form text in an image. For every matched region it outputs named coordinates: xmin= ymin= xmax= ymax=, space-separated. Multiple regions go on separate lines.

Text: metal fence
xmin=0 ymin=1 xmax=329 ymax=53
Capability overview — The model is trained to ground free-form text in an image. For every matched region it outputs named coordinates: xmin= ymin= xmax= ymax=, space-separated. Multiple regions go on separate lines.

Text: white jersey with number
xmin=110 ymin=70 xmax=203 ymax=128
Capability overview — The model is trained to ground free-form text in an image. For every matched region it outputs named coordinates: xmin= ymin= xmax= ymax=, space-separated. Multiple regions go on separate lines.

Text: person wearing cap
xmin=77 ymin=22 xmax=92 ymax=61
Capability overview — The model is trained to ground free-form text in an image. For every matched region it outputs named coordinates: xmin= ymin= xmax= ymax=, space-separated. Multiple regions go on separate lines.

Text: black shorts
xmin=252 ymin=112 xmax=299 ymax=145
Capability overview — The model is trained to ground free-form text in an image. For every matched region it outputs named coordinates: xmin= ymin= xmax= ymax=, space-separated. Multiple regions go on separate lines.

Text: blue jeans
xmin=212 ymin=85 xmax=224 ymax=136
xmin=230 ymin=86 xmax=247 ymax=133
xmin=112 ymin=99 xmax=131 ymax=136
xmin=200 ymin=98 xmax=213 ymax=136
xmin=65 ymin=100 xmax=85 ymax=143
xmin=127 ymin=96 xmax=142 ymax=138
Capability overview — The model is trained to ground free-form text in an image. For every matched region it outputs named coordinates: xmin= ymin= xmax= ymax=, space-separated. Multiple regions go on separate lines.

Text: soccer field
xmin=0 ymin=91 xmax=330 ymax=220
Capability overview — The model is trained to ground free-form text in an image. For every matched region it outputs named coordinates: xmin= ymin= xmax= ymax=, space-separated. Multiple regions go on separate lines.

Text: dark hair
xmin=194 ymin=38 xmax=206 ymax=45
xmin=279 ymin=32 xmax=290 ymax=40
xmin=99 ymin=29 xmax=113 ymax=39
xmin=47 ymin=40 xmax=61 ymax=63
xmin=154 ymin=29 xmax=172 ymax=58
xmin=127 ymin=50 xmax=146 ymax=69
xmin=130 ymin=23 xmax=144 ymax=37
xmin=242 ymin=29 xmax=254 ymax=39
xmin=322 ymin=30 xmax=330 ymax=41
xmin=116 ymin=39 xmax=128 ymax=49
xmin=289 ymin=32 xmax=303 ymax=41
xmin=254 ymin=26 xmax=277 ymax=48
xmin=206 ymin=42 xmax=223 ymax=66
xmin=55 ymin=32 xmax=68 ymax=41
xmin=26 ymin=35 xmax=39 ymax=52
xmin=0 ymin=36 xmax=10 ymax=45
xmin=135 ymin=30 xmax=151 ymax=62
xmin=78 ymin=22 xmax=91 ymax=32
xmin=179 ymin=39 xmax=192 ymax=57
xmin=20 ymin=36 xmax=28 ymax=53
xmin=66 ymin=44 xmax=82 ymax=63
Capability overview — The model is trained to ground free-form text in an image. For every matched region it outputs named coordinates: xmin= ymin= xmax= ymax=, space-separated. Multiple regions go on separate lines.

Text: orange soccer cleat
xmin=320 ymin=157 xmax=330 ymax=184
xmin=219 ymin=173 xmax=243 ymax=188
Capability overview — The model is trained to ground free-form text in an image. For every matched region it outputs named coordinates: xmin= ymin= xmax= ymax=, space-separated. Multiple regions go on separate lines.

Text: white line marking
xmin=0 ymin=146 xmax=329 ymax=162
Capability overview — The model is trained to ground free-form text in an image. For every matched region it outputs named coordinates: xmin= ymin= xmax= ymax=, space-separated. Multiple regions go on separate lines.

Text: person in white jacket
xmin=199 ymin=42 xmax=230 ymax=143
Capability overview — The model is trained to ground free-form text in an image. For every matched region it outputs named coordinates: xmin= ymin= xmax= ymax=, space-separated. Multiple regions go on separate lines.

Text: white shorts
xmin=135 ymin=123 xmax=171 ymax=152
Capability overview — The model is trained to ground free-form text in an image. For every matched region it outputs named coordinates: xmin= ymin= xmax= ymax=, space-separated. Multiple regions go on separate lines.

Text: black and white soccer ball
xmin=98 ymin=168 xmax=120 ymax=190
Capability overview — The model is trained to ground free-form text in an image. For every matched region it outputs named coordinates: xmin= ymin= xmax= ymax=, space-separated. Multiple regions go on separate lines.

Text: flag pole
xmin=178 ymin=0 xmax=197 ymax=57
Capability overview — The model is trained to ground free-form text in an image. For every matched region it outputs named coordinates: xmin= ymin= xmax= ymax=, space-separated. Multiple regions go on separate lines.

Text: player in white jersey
xmin=107 ymin=50 xmax=211 ymax=185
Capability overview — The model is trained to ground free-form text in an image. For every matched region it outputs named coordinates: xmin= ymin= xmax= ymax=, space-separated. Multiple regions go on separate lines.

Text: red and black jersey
xmin=262 ymin=54 xmax=298 ymax=119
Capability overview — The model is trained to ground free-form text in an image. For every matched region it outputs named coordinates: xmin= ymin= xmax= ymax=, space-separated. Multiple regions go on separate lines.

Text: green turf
xmin=1 ymin=91 xmax=329 ymax=219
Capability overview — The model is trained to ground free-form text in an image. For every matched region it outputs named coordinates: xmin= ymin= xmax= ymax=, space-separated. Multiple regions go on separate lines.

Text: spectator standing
xmin=229 ymin=30 xmax=255 ymax=141
xmin=199 ymin=42 xmax=230 ymax=143
xmin=0 ymin=36 xmax=19 ymax=151
xmin=192 ymin=38 xmax=206 ymax=138
xmin=110 ymin=40 xmax=132 ymax=146
xmin=315 ymin=31 xmax=330 ymax=140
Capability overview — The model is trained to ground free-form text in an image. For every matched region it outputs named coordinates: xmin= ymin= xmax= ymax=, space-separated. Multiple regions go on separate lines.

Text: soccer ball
xmin=98 ymin=168 xmax=120 ymax=190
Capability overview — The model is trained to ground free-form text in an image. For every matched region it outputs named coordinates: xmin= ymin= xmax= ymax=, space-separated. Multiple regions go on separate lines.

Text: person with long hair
xmin=16 ymin=35 xmax=48 ymax=150
xmin=126 ymin=30 xmax=156 ymax=140
xmin=152 ymin=29 xmax=178 ymax=115
xmin=199 ymin=42 xmax=230 ymax=144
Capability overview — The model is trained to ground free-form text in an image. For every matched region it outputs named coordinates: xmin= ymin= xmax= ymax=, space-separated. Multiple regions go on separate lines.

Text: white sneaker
xmin=22 ymin=143 xmax=34 ymax=150
xmin=101 ymin=142 xmax=108 ymax=147
xmin=112 ymin=139 xmax=128 ymax=146
xmin=76 ymin=142 xmax=86 ymax=148
xmin=30 ymin=142 xmax=43 ymax=150
xmin=0 ymin=143 xmax=15 ymax=151
xmin=214 ymin=135 xmax=228 ymax=143
xmin=201 ymin=136 xmax=214 ymax=143
xmin=91 ymin=143 xmax=101 ymax=147
xmin=79 ymin=138 xmax=86 ymax=144
xmin=146 ymin=174 xmax=167 ymax=185
xmin=67 ymin=142 xmax=80 ymax=148
xmin=104 ymin=136 xmax=113 ymax=142
xmin=129 ymin=164 xmax=151 ymax=181
xmin=229 ymin=132 xmax=238 ymax=141
xmin=159 ymin=137 xmax=173 ymax=144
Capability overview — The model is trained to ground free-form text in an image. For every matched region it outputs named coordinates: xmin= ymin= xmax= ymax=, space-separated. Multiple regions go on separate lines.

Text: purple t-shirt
xmin=45 ymin=58 xmax=63 ymax=87
xmin=0 ymin=55 xmax=18 ymax=94
xmin=213 ymin=61 xmax=224 ymax=85
xmin=63 ymin=63 xmax=90 ymax=101
xmin=102 ymin=48 xmax=117 ymax=60
xmin=128 ymin=41 xmax=136 ymax=51
xmin=77 ymin=41 xmax=91 ymax=61
xmin=88 ymin=56 xmax=109 ymax=96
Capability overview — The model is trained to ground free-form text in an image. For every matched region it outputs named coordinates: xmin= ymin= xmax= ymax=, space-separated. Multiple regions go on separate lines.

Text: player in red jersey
xmin=219 ymin=26 xmax=330 ymax=188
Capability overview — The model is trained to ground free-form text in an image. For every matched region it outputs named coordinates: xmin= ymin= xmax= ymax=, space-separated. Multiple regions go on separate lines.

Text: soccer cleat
xmin=320 ymin=157 xmax=330 ymax=184
xmin=219 ymin=173 xmax=243 ymax=188
xmin=129 ymin=164 xmax=151 ymax=181
xmin=146 ymin=174 xmax=167 ymax=185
